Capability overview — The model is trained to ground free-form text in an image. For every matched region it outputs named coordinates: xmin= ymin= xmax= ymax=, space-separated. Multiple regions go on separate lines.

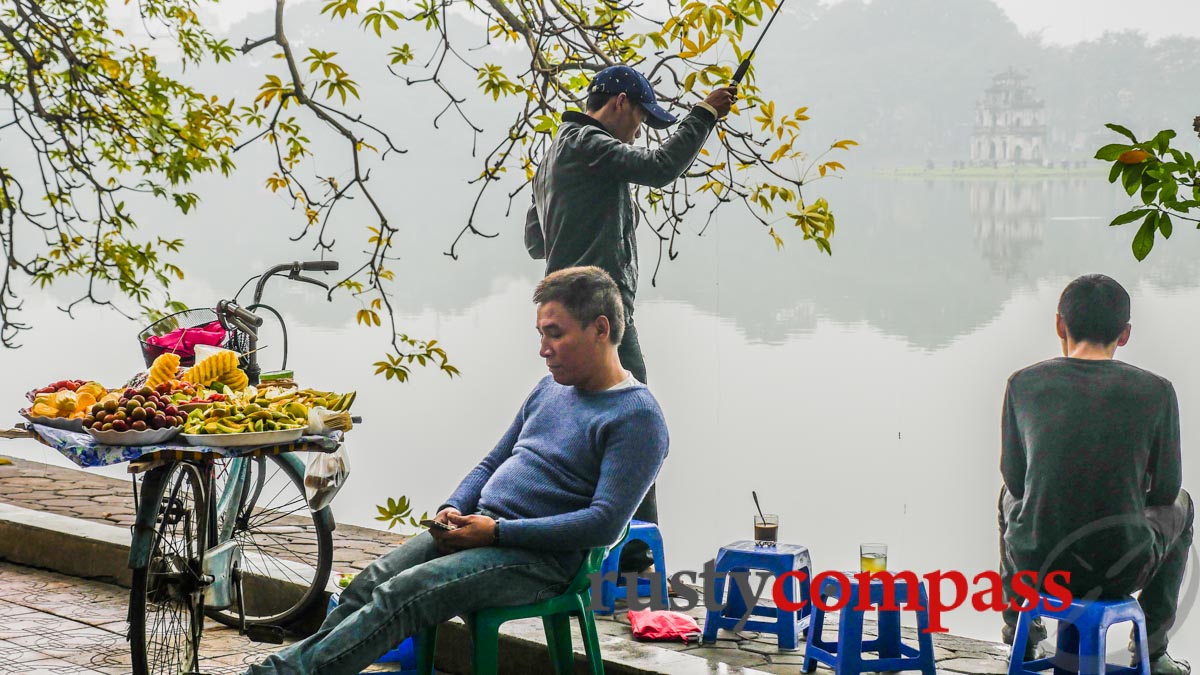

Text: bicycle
xmin=126 ymin=260 xmax=343 ymax=675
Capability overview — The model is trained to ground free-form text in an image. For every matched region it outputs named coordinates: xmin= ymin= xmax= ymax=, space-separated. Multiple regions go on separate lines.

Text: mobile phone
xmin=420 ymin=518 xmax=456 ymax=531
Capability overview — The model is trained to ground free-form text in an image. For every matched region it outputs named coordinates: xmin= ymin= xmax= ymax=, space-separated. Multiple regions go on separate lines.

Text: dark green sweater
xmin=1001 ymin=357 xmax=1182 ymax=589
xmin=524 ymin=108 xmax=717 ymax=314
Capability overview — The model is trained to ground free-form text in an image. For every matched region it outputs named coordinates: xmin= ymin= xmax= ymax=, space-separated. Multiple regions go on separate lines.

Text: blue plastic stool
xmin=701 ymin=540 xmax=812 ymax=650
xmin=328 ymin=592 xmax=417 ymax=673
xmin=1008 ymin=595 xmax=1150 ymax=675
xmin=802 ymin=575 xmax=935 ymax=675
xmin=596 ymin=519 xmax=669 ymax=614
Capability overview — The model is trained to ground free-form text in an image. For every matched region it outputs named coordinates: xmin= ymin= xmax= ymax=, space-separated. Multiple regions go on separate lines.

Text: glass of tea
xmin=860 ymin=543 xmax=887 ymax=572
xmin=754 ymin=514 xmax=779 ymax=546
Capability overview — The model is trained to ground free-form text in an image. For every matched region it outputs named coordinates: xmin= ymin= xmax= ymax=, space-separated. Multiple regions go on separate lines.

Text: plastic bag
xmin=307 ymin=406 xmax=353 ymax=435
xmin=627 ymin=609 xmax=702 ymax=643
xmin=304 ymin=444 xmax=351 ymax=511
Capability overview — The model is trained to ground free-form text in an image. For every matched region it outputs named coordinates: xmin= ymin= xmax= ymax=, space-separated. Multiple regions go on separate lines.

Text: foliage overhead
xmin=0 ymin=0 xmax=238 ymax=346
xmin=2 ymin=0 xmax=852 ymax=380
xmin=1094 ymin=118 xmax=1200 ymax=261
xmin=342 ymin=0 xmax=854 ymax=271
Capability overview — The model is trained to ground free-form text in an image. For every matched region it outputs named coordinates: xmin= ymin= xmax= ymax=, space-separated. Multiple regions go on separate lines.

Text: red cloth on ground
xmin=627 ymin=609 xmax=702 ymax=643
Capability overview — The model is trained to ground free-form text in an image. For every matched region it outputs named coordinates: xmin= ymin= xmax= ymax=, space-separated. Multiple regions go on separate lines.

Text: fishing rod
xmin=731 ymin=0 xmax=789 ymax=84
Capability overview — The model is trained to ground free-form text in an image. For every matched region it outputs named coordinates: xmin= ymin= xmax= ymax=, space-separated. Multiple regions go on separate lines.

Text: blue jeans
xmin=245 ymin=529 xmax=573 ymax=675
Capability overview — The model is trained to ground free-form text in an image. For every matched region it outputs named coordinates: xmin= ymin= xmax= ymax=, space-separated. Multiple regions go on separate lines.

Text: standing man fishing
xmin=524 ymin=67 xmax=735 ymax=385
xmin=524 ymin=2 xmax=784 ymax=575
xmin=523 ymin=67 xmax=733 ymax=573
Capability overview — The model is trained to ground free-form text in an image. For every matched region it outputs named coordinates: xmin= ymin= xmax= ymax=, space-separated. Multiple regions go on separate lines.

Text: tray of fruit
xmin=181 ymin=401 xmax=309 ymax=447
xmin=180 ymin=428 xmax=303 ymax=448
xmin=22 ymin=380 xmax=109 ymax=432
xmin=83 ymin=386 xmax=188 ymax=446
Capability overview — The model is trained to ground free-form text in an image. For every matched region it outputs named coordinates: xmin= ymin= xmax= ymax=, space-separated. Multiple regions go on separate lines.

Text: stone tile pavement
xmin=0 ymin=560 xmax=418 ymax=674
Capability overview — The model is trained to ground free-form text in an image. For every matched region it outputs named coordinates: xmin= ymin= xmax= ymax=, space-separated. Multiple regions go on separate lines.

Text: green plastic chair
xmin=413 ymin=541 xmax=614 ymax=675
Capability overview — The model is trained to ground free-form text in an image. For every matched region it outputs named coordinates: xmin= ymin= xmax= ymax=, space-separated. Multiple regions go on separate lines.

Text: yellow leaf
xmin=97 ymin=56 xmax=121 ymax=78
xmin=832 ymin=139 xmax=859 ymax=150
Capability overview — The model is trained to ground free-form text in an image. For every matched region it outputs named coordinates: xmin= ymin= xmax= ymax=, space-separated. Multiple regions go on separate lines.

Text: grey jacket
xmin=525 ymin=108 xmax=717 ymax=314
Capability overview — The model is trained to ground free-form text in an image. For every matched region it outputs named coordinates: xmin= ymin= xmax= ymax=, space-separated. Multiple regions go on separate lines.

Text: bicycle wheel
xmin=130 ymin=462 xmax=207 ymax=675
xmin=204 ymin=453 xmax=334 ymax=627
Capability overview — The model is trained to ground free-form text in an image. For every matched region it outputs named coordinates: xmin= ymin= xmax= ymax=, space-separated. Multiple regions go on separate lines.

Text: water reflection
xmin=971 ymin=179 xmax=1047 ymax=276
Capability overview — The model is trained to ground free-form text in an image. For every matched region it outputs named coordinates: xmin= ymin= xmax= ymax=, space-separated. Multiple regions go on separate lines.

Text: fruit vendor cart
xmin=2 ymin=260 xmax=354 ymax=675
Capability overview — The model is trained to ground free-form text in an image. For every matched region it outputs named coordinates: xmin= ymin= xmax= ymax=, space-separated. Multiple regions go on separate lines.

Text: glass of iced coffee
xmin=754 ymin=514 xmax=779 ymax=546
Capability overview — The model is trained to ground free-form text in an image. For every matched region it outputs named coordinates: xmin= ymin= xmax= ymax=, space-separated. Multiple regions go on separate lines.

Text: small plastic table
xmin=702 ymin=540 xmax=812 ymax=650
xmin=802 ymin=573 xmax=936 ymax=675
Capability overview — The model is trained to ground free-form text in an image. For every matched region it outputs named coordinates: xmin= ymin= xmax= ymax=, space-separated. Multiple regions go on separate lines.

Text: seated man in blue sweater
xmin=247 ymin=266 xmax=670 ymax=675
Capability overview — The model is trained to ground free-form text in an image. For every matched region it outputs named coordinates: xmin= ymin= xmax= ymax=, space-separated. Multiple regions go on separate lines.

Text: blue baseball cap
xmin=587 ymin=65 xmax=677 ymax=129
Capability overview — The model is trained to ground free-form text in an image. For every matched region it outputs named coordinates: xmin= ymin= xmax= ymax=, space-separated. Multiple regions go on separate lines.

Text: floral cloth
xmin=30 ymin=424 xmax=341 ymax=468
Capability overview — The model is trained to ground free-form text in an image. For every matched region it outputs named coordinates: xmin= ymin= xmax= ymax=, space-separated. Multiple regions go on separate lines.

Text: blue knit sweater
xmin=443 ymin=375 xmax=669 ymax=553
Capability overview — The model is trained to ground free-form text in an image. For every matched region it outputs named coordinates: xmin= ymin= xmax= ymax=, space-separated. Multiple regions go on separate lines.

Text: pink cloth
xmin=145 ymin=320 xmax=226 ymax=358
xmin=627 ymin=609 xmax=702 ymax=643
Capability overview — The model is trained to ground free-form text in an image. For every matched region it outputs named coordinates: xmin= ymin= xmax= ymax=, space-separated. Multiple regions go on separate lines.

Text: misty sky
xmin=178 ymin=0 xmax=1200 ymax=45
xmin=821 ymin=0 xmax=1200 ymax=44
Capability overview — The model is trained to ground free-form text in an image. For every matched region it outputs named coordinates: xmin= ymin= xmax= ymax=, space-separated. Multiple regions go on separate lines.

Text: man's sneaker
xmin=1142 ymin=653 xmax=1191 ymax=675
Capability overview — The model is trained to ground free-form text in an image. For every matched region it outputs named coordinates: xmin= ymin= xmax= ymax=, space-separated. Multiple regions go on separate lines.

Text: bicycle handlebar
xmin=218 ymin=300 xmax=264 ymax=328
xmin=251 ymin=260 xmax=339 ymax=307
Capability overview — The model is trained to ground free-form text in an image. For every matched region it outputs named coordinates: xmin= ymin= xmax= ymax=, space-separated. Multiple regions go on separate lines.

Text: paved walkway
xmin=0 ymin=560 xmax=413 ymax=674
xmin=0 ymin=454 xmax=407 ymax=573
xmin=0 ymin=454 xmax=1018 ymax=674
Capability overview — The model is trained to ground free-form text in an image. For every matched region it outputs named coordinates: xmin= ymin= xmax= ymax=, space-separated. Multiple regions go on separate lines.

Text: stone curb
xmin=0 ymin=502 xmax=770 ymax=674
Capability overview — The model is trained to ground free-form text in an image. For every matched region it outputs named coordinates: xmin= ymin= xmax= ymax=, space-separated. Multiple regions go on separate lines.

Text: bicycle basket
xmin=138 ymin=309 xmax=231 ymax=368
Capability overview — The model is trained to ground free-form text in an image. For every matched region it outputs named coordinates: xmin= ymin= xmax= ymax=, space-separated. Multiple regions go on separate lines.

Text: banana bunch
xmin=184 ymin=401 xmax=309 ymax=435
xmin=147 ymin=353 xmax=181 ymax=389
xmin=181 ymin=350 xmax=248 ymax=391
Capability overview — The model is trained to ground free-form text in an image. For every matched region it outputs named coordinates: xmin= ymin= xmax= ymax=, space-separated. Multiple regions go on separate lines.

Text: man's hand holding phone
xmin=419 ymin=518 xmax=456 ymax=532
xmin=426 ymin=507 xmax=498 ymax=554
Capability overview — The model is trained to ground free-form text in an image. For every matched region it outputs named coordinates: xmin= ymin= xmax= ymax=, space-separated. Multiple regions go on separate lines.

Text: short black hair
xmin=533 ymin=266 xmax=625 ymax=344
xmin=1057 ymin=274 xmax=1130 ymax=345
xmin=585 ymin=91 xmax=617 ymax=113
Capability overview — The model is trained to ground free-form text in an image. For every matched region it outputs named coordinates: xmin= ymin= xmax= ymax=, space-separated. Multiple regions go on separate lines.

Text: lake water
xmin=2 ymin=175 xmax=1196 ymax=654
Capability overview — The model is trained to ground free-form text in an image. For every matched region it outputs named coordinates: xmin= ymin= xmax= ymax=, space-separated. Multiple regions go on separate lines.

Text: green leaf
xmin=1140 ymin=176 xmax=1158 ymax=206
xmin=1105 ymin=123 xmax=1138 ymax=142
xmin=1159 ymin=213 xmax=1173 ymax=238
xmin=1109 ymin=210 xmax=1149 ymax=227
xmin=1132 ymin=213 xmax=1157 ymax=261
xmin=1150 ymin=129 xmax=1177 ymax=154
xmin=1095 ymin=144 xmax=1131 ymax=161
xmin=1121 ymin=164 xmax=1144 ymax=196
xmin=1108 ymin=162 xmax=1123 ymax=184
